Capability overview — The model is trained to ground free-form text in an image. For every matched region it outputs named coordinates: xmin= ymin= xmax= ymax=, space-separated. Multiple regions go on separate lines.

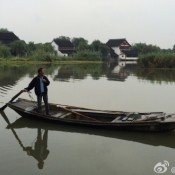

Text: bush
xmin=10 ymin=40 xmax=28 ymax=57
xmin=138 ymin=52 xmax=175 ymax=68
xmin=29 ymin=49 xmax=54 ymax=62
xmin=133 ymin=43 xmax=161 ymax=55
xmin=0 ymin=44 xmax=11 ymax=58
xmin=73 ymin=50 xmax=101 ymax=61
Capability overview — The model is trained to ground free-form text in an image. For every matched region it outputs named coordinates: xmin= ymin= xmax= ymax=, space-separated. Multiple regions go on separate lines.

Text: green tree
xmin=132 ymin=43 xmax=160 ymax=55
xmin=100 ymin=44 xmax=110 ymax=58
xmin=72 ymin=37 xmax=88 ymax=50
xmin=90 ymin=40 xmax=102 ymax=52
xmin=0 ymin=28 xmax=10 ymax=32
xmin=90 ymin=40 xmax=109 ymax=58
xmin=10 ymin=40 xmax=28 ymax=57
xmin=43 ymin=43 xmax=55 ymax=53
xmin=27 ymin=42 xmax=36 ymax=55
xmin=0 ymin=44 xmax=11 ymax=58
xmin=34 ymin=43 xmax=55 ymax=54
xmin=30 ymin=43 xmax=55 ymax=61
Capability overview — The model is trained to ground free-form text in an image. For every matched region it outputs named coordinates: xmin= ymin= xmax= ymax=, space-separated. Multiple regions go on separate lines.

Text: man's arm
xmin=25 ymin=77 xmax=36 ymax=91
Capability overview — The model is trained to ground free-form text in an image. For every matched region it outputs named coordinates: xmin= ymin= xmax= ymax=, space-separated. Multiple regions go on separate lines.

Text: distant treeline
xmin=0 ymin=38 xmax=110 ymax=62
xmin=0 ymin=29 xmax=110 ymax=61
xmin=1 ymin=28 xmax=175 ymax=65
xmin=134 ymin=43 xmax=175 ymax=68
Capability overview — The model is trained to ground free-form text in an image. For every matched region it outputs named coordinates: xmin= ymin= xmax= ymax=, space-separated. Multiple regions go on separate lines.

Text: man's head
xmin=38 ymin=161 xmax=44 ymax=169
xmin=38 ymin=68 xmax=45 ymax=76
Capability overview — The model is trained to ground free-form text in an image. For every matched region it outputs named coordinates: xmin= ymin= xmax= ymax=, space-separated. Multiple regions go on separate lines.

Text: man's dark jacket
xmin=25 ymin=75 xmax=50 ymax=96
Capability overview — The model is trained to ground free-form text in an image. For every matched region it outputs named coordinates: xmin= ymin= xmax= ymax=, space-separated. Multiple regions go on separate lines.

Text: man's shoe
xmin=34 ymin=108 xmax=41 ymax=113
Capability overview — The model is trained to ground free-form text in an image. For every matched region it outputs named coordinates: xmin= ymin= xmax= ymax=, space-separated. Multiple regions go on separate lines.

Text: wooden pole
xmin=57 ymin=105 xmax=100 ymax=122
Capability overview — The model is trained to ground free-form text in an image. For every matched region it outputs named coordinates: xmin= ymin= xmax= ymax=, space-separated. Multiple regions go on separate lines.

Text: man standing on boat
xmin=22 ymin=68 xmax=50 ymax=115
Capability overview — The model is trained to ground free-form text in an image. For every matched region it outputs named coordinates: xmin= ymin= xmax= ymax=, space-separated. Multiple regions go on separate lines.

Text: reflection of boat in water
xmin=7 ymin=116 xmax=175 ymax=149
xmin=0 ymin=111 xmax=49 ymax=170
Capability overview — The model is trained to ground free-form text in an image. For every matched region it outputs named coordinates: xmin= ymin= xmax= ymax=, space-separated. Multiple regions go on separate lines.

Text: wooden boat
xmin=7 ymin=98 xmax=175 ymax=132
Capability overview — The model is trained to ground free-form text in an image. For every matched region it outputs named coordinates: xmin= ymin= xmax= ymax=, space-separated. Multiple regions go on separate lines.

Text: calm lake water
xmin=0 ymin=62 xmax=175 ymax=175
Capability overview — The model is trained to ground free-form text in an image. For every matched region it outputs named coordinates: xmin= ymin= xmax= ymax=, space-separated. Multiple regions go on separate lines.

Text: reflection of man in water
xmin=24 ymin=129 xmax=49 ymax=169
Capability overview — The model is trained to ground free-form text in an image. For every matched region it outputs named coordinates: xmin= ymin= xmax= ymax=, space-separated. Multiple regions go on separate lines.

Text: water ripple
xmin=0 ymin=85 xmax=14 ymax=97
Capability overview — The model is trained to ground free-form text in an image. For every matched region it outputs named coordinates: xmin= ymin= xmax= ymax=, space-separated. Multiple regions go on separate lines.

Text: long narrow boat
xmin=7 ymin=98 xmax=175 ymax=132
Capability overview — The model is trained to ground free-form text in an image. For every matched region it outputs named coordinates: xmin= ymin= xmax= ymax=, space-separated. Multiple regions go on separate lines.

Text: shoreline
xmin=0 ymin=60 xmax=102 ymax=65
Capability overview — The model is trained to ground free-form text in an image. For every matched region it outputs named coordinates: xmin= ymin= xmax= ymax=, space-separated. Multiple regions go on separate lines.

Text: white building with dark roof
xmin=52 ymin=38 xmax=75 ymax=57
xmin=106 ymin=38 xmax=138 ymax=61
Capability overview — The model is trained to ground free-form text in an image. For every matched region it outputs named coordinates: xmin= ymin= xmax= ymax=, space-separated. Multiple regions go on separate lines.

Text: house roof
xmin=53 ymin=39 xmax=74 ymax=48
xmin=0 ymin=32 xmax=19 ymax=45
xmin=106 ymin=39 xmax=131 ymax=48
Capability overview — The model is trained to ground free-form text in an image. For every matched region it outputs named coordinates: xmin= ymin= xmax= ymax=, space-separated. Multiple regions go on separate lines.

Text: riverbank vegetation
xmin=134 ymin=43 xmax=175 ymax=68
xmin=0 ymin=29 xmax=109 ymax=62
xmin=138 ymin=52 xmax=175 ymax=68
xmin=0 ymin=41 xmax=107 ymax=62
xmin=1 ymin=28 xmax=175 ymax=66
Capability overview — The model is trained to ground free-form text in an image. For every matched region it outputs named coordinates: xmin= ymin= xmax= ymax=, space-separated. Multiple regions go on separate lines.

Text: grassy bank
xmin=0 ymin=57 xmax=102 ymax=64
xmin=0 ymin=49 xmax=102 ymax=64
xmin=138 ymin=52 xmax=175 ymax=68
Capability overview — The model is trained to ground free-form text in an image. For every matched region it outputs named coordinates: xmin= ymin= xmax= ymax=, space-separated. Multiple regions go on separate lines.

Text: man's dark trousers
xmin=37 ymin=93 xmax=49 ymax=114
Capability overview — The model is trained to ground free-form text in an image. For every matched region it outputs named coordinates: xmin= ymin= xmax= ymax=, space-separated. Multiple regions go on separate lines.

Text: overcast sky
xmin=1 ymin=0 xmax=175 ymax=48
